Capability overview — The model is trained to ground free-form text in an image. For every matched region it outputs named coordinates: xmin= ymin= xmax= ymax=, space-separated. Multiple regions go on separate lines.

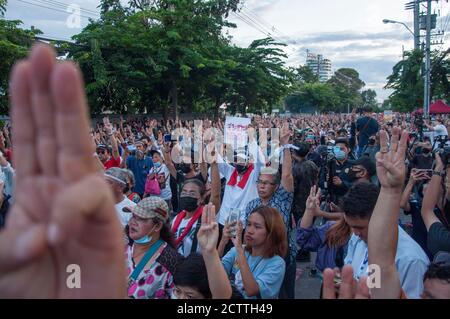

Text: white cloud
xmin=5 ymin=0 xmax=449 ymax=104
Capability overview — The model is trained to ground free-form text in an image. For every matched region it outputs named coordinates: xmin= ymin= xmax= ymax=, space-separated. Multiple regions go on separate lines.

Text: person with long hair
xmin=297 ymin=186 xmax=351 ymax=273
xmin=220 ymin=206 xmax=287 ymax=299
xmin=126 ymin=197 xmax=183 ymax=299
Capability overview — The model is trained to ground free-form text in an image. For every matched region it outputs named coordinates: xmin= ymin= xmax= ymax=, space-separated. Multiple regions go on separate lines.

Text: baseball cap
xmin=104 ymin=167 xmax=128 ymax=186
xmin=129 ymin=197 xmax=170 ymax=223
xmin=352 ymin=156 xmax=376 ymax=177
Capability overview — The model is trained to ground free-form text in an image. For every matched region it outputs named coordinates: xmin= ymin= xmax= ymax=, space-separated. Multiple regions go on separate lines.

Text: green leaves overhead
xmin=63 ymin=0 xmax=295 ymax=117
xmin=385 ymin=49 xmax=449 ymax=112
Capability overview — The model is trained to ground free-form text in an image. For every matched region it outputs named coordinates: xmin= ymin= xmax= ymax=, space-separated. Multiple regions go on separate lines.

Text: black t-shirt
xmin=332 ymin=160 xmax=354 ymax=199
xmin=404 ymin=201 xmax=433 ymax=259
xmin=356 ymin=117 xmax=379 ymax=148
xmin=428 ymin=222 xmax=450 ymax=256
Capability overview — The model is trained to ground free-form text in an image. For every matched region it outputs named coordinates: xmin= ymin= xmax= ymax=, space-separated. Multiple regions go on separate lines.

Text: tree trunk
xmin=214 ymin=98 xmax=220 ymax=119
xmin=169 ymin=79 xmax=178 ymax=122
xmin=163 ymin=103 xmax=168 ymax=123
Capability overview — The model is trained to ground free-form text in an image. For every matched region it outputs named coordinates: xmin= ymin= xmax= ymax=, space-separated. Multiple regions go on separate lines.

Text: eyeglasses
xmin=97 ymin=150 xmax=106 ymax=154
xmin=256 ymin=180 xmax=277 ymax=186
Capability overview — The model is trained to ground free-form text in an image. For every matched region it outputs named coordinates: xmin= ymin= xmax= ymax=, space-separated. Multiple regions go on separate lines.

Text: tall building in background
xmin=306 ymin=50 xmax=332 ymax=82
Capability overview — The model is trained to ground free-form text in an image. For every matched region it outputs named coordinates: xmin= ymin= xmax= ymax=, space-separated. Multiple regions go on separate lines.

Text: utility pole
xmin=423 ymin=0 xmax=432 ymax=119
xmin=413 ymin=0 xmax=420 ymax=50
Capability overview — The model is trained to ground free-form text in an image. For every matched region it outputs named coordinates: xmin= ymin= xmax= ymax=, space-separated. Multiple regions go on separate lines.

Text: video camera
xmin=433 ymin=135 xmax=450 ymax=166
xmin=317 ymin=145 xmax=337 ymax=203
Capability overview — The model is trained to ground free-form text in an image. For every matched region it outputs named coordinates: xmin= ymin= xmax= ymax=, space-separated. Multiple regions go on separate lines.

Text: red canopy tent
xmin=414 ymin=100 xmax=450 ymax=114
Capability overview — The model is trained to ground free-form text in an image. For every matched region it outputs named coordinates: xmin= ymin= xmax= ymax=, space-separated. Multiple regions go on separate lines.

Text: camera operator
xmin=361 ymin=134 xmax=379 ymax=163
xmin=421 ymin=153 xmax=450 ymax=256
xmin=425 ymin=118 xmax=448 ymax=147
xmin=409 ymin=136 xmax=433 ymax=170
xmin=401 ymin=168 xmax=433 ymax=259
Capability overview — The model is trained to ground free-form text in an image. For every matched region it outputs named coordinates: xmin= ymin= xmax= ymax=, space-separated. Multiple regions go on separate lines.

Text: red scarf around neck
xmin=227 ymin=164 xmax=254 ymax=189
xmin=171 ymin=205 xmax=204 ymax=247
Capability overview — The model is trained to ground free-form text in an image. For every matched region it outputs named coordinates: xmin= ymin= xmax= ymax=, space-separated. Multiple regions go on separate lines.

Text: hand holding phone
xmin=227 ymin=209 xmax=241 ymax=237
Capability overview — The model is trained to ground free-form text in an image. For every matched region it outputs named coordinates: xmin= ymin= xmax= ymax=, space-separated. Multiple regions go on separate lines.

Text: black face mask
xmin=179 ymin=196 xmax=199 ymax=212
xmin=179 ymin=163 xmax=192 ymax=174
xmin=348 ymin=169 xmax=361 ymax=182
xmin=422 ymin=148 xmax=431 ymax=155
xmin=235 ymin=164 xmax=248 ymax=175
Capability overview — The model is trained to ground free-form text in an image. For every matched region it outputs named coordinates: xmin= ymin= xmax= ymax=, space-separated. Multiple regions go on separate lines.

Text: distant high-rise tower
xmin=306 ymin=50 xmax=332 ymax=82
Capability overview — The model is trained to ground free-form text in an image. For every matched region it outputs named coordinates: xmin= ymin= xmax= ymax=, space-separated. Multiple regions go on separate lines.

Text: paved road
xmin=294 ymin=252 xmax=322 ymax=299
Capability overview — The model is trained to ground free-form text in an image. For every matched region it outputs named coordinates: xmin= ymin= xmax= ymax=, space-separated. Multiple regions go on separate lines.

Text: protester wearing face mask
xmin=171 ymin=155 xmax=222 ymax=258
xmin=331 ymin=138 xmax=354 ymax=202
xmin=126 ymin=197 xmax=182 ymax=299
xmin=215 ymin=151 xmax=262 ymax=246
xmin=171 ymin=180 xmax=206 ymax=257
xmin=347 ymin=156 xmax=376 ymax=184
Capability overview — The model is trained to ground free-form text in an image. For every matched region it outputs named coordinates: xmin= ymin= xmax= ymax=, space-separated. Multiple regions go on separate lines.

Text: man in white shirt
xmin=425 ymin=118 xmax=448 ymax=147
xmin=342 ymin=182 xmax=429 ymax=299
xmin=216 ymin=152 xmax=262 ymax=228
xmin=104 ymin=167 xmax=136 ymax=229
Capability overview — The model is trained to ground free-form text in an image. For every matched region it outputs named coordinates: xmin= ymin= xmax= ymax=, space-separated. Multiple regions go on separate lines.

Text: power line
xmin=240 ymin=4 xmax=297 ymax=57
xmin=35 ymin=0 xmax=100 ymax=16
xmin=231 ymin=12 xmax=271 ymax=38
xmin=242 ymin=4 xmax=288 ymax=40
xmin=12 ymin=0 xmax=99 ymax=20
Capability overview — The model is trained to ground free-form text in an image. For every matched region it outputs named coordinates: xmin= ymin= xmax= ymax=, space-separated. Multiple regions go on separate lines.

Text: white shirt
xmin=344 ymin=226 xmax=429 ymax=299
xmin=115 ymin=196 xmax=136 ymax=228
xmin=433 ymin=124 xmax=448 ymax=137
xmin=216 ymin=160 xmax=261 ymax=226
xmin=151 ymin=164 xmax=172 ymax=201
xmin=171 ymin=216 xmax=201 ymax=257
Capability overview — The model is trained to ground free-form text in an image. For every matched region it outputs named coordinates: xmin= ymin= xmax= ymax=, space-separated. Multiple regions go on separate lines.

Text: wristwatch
xmin=433 ymin=170 xmax=445 ymax=177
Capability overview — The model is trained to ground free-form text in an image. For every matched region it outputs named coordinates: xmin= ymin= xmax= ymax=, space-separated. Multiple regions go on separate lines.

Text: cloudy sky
xmin=5 ymin=0 xmax=450 ymax=102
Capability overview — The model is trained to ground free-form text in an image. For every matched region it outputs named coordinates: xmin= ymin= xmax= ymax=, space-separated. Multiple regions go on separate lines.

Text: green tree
xmin=385 ymin=49 xmax=423 ymax=112
xmin=295 ymin=65 xmax=319 ymax=84
xmin=361 ymin=89 xmax=377 ymax=109
xmin=385 ymin=49 xmax=450 ymax=112
xmin=69 ymin=0 xmax=241 ymax=119
xmin=0 ymin=17 xmax=41 ymax=113
xmin=328 ymin=68 xmax=365 ymax=112
xmin=228 ymin=38 xmax=294 ymax=115
xmin=430 ymin=50 xmax=450 ymax=102
xmin=286 ymin=82 xmax=339 ymax=113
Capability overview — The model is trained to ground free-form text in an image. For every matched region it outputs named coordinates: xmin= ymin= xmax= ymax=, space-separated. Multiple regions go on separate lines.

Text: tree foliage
xmin=385 ymin=49 xmax=449 ymax=112
xmin=0 ymin=17 xmax=41 ymax=113
xmin=66 ymin=0 xmax=293 ymax=118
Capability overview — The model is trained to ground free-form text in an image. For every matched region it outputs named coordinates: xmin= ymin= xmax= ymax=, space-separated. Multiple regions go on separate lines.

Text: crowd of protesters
xmin=0 ymin=44 xmax=449 ymax=300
